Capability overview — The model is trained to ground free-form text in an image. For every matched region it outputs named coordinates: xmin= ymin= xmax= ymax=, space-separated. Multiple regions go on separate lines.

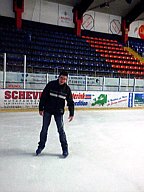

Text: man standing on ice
xmin=36 ymin=71 xmax=74 ymax=158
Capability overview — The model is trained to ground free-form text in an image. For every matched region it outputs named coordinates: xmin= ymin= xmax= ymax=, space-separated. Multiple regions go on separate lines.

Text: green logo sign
xmin=91 ymin=94 xmax=107 ymax=106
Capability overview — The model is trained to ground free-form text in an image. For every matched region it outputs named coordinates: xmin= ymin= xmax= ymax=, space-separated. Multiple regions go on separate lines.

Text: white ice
xmin=0 ymin=109 xmax=144 ymax=192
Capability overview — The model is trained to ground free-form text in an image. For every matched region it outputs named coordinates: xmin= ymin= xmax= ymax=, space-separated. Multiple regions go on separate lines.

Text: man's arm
xmin=68 ymin=116 xmax=74 ymax=122
xmin=39 ymin=110 xmax=44 ymax=116
xmin=39 ymin=83 xmax=50 ymax=115
xmin=66 ymin=87 xmax=74 ymax=121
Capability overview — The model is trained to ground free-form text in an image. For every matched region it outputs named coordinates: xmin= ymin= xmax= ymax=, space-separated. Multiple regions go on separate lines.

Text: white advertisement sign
xmin=0 ymin=90 xmax=131 ymax=109
xmin=82 ymin=11 xmax=95 ymax=31
xmin=58 ymin=4 xmax=74 ymax=28
xmin=73 ymin=91 xmax=129 ymax=108
xmin=109 ymin=15 xmax=121 ymax=35
xmin=0 ymin=90 xmax=42 ymax=109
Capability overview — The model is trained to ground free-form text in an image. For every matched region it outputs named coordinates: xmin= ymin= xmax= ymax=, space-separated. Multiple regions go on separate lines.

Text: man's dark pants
xmin=38 ymin=111 xmax=68 ymax=152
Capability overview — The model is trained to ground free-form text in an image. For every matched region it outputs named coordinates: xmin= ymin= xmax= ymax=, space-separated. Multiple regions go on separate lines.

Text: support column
xmin=13 ymin=0 xmax=24 ymax=29
xmin=121 ymin=19 xmax=129 ymax=45
xmin=3 ymin=53 xmax=7 ymax=89
xmin=73 ymin=9 xmax=83 ymax=37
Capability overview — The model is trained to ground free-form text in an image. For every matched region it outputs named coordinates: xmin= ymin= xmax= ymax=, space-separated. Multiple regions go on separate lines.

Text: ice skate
xmin=36 ymin=147 xmax=43 ymax=156
xmin=62 ymin=150 xmax=69 ymax=158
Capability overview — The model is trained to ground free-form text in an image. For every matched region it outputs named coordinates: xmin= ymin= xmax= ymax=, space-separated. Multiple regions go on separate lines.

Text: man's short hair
xmin=59 ymin=70 xmax=68 ymax=77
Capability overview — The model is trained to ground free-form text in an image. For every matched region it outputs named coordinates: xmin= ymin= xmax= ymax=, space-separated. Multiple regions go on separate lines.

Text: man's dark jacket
xmin=39 ymin=79 xmax=74 ymax=116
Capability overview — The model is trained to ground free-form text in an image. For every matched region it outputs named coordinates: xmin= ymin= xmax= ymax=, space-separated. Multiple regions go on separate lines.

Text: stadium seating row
xmin=0 ymin=16 xmax=143 ymax=78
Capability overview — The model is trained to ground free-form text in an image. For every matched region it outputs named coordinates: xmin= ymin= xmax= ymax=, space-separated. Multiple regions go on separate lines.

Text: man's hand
xmin=68 ymin=116 xmax=73 ymax=122
xmin=39 ymin=110 xmax=44 ymax=116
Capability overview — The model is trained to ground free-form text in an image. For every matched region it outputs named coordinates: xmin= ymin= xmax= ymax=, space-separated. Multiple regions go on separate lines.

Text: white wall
xmin=40 ymin=1 xmax=58 ymax=25
xmin=95 ymin=12 xmax=110 ymax=34
xmin=0 ymin=0 xmax=14 ymax=17
xmin=0 ymin=0 xmax=144 ymax=39
xmin=23 ymin=0 xmax=40 ymax=22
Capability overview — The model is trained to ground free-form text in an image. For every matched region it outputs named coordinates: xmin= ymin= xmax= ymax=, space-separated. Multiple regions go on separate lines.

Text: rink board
xmin=0 ymin=89 xmax=144 ymax=110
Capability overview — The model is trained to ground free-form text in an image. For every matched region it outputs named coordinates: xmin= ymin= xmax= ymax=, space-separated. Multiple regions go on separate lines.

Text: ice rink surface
xmin=0 ymin=109 xmax=144 ymax=192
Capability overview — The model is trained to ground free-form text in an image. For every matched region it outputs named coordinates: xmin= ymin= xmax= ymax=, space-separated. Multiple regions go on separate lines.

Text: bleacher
xmin=128 ymin=37 xmax=144 ymax=57
xmin=0 ymin=16 xmax=144 ymax=78
xmin=83 ymin=35 xmax=144 ymax=78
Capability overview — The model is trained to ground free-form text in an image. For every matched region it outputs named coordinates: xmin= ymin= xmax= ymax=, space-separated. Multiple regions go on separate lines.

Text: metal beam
xmin=73 ymin=0 xmax=94 ymax=19
xmin=123 ymin=0 xmax=144 ymax=26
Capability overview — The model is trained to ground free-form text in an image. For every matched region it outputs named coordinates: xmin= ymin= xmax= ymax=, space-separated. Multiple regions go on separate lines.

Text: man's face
xmin=58 ymin=75 xmax=68 ymax=85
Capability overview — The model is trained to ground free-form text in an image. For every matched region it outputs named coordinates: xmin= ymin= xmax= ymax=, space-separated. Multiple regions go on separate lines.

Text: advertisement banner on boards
xmin=134 ymin=93 xmax=144 ymax=107
xmin=0 ymin=89 xmax=42 ymax=109
xmin=73 ymin=91 xmax=129 ymax=108
xmin=0 ymin=89 xmax=131 ymax=109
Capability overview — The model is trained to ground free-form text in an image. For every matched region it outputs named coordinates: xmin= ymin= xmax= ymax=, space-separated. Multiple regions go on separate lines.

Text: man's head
xmin=58 ymin=71 xmax=68 ymax=85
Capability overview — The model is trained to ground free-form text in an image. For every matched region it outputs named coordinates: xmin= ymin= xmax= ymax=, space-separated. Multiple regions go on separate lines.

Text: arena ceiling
xmin=47 ymin=0 xmax=144 ymax=21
